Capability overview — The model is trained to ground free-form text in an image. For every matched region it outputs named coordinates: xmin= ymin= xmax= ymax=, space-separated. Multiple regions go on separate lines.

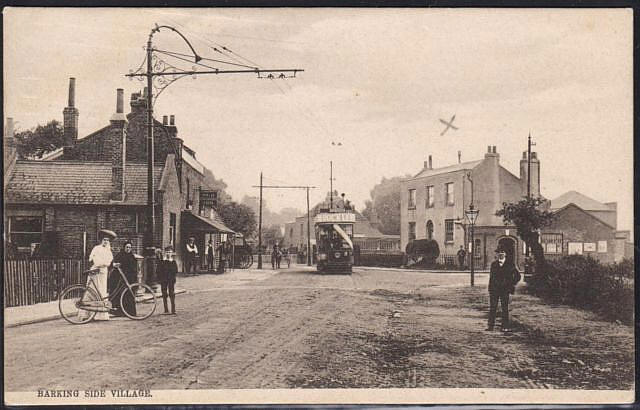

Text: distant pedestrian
xmin=486 ymin=246 xmax=521 ymax=331
xmin=157 ymin=246 xmax=178 ymax=315
xmin=185 ymin=237 xmax=198 ymax=274
xmin=457 ymin=245 xmax=467 ymax=270
xmin=205 ymin=240 xmax=215 ymax=271
xmin=217 ymin=241 xmax=227 ymax=274
xmin=272 ymin=244 xmax=282 ymax=269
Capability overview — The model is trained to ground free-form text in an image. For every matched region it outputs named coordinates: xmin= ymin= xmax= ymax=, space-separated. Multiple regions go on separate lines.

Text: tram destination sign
xmin=314 ymin=212 xmax=356 ymax=224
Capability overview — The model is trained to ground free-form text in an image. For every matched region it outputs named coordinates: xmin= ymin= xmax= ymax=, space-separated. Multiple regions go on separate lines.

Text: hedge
xmin=527 ymin=255 xmax=634 ymax=324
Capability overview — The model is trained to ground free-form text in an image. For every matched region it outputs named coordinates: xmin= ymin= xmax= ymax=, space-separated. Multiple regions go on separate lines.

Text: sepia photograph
xmin=3 ymin=7 xmax=634 ymax=405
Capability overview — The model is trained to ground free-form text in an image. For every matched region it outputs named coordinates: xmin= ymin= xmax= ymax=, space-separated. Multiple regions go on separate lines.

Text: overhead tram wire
xmin=154 ymin=48 xmax=257 ymax=70
xmin=160 ymin=16 xmax=264 ymax=69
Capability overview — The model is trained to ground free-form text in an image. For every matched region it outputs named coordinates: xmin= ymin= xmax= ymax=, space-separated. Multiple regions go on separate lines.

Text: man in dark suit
xmin=486 ymin=246 xmax=521 ymax=331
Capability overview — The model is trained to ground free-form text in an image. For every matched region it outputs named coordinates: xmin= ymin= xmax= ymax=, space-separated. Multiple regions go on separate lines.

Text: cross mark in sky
xmin=439 ymin=114 xmax=458 ymax=136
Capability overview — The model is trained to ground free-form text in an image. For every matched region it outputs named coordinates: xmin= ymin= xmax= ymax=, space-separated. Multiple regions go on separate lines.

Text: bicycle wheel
xmin=59 ymin=285 xmax=99 ymax=324
xmin=121 ymin=283 xmax=157 ymax=320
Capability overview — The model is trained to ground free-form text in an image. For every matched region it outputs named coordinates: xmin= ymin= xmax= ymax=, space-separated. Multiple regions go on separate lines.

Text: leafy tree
xmin=262 ymin=225 xmax=284 ymax=248
xmin=361 ymin=176 xmax=408 ymax=235
xmin=495 ymin=197 xmax=555 ymax=275
xmin=203 ymin=168 xmax=231 ymax=203
xmin=218 ymin=201 xmax=257 ymax=238
xmin=14 ymin=120 xmax=64 ymax=159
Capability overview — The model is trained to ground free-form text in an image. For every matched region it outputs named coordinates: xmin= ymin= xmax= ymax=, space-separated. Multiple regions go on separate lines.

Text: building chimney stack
xmin=63 ymin=77 xmax=79 ymax=146
xmin=424 ymin=160 xmax=428 ymax=169
xmin=68 ymin=77 xmax=76 ymax=107
xmin=428 ymin=155 xmax=432 ymax=169
xmin=116 ymin=88 xmax=124 ymax=114
xmin=163 ymin=115 xmax=168 ymax=125
xmin=458 ymin=150 xmax=461 ymax=163
xmin=169 ymin=115 xmax=175 ymax=126
xmin=487 ymin=145 xmax=491 ymax=153
xmin=492 ymin=145 xmax=497 ymax=153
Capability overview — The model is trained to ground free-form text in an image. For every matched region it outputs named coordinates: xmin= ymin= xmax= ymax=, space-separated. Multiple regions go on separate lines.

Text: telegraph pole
xmin=252 ymin=183 xmax=316 ymax=268
xmin=258 ymin=172 xmax=263 ymax=269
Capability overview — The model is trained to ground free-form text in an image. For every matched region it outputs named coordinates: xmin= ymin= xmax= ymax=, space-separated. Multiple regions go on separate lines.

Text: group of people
xmin=185 ymin=237 xmax=230 ymax=274
xmin=84 ymin=229 xmax=179 ymax=320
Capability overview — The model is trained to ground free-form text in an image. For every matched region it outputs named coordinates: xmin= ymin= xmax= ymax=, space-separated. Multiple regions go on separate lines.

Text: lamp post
xmin=465 ymin=204 xmax=479 ymax=287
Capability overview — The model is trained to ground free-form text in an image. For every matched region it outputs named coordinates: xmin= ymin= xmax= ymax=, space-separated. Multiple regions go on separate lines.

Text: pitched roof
xmin=354 ymin=212 xmax=385 ymax=238
xmin=550 ymin=190 xmax=612 ymax=212
xmin=5 ymin=160 xmax=163 ymax=205
xmin=411 ymin=160 xmax=482 ymax=180
xmin=553 ymin=203 xmax=616 ymax=230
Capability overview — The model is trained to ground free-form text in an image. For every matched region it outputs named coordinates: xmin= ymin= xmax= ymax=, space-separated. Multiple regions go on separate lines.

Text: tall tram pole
xmin=252 ymin=183 xmax=316 ymax=268
xmin=258 ymin=172 xmax=263 ymax=269
xmin=126 ymin=24 xmax=303 ymax=264
xmin=526 ymin=132 xmax=536 ymax=259
xmin=307 ymin=187 xmax=312 ymax=266
xmin=330 ymin=161 xmax=334 ymax=209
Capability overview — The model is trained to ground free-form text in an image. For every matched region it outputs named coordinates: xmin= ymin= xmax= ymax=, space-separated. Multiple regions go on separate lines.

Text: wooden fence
xmin=4 ymin=259 xmax=89 ymax=308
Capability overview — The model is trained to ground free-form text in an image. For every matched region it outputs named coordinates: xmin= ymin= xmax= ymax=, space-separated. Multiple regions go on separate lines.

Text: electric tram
xmin=314 ymin=207 xmax=355 ymax=274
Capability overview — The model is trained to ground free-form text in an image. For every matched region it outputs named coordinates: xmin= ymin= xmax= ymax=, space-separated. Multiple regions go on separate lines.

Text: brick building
xmin=542 ymin=191 xmax=632 ymax=263
xmin=401 ymin=146 xmax=539 ymax=270
xmin=4 ymin=78 xmax=233 ymax=268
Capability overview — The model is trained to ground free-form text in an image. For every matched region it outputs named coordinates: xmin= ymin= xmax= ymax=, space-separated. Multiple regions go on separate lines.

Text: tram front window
xmin=316 ymin=225 xmax=352 ymax=250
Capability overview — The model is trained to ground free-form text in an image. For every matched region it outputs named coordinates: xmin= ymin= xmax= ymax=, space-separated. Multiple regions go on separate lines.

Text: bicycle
xmin=58 ymin=264 xmax=157 ymax=324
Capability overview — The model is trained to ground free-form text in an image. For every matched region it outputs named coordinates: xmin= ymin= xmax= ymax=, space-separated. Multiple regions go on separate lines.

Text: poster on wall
xmin=598 ymin=240 xmax=608 ymax=253
xmin=583 ymin=243 xmax=596 ymax=252
xmin=568 ymin=242 xmax=583 ymax=255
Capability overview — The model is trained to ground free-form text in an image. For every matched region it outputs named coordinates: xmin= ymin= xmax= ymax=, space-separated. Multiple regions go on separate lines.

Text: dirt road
xmin=4 ymin=266 xmax=634 ymax=391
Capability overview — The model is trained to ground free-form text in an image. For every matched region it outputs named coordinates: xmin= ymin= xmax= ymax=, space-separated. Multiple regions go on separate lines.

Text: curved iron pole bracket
xmin=151 ymin=24 xmax=202 ymax=63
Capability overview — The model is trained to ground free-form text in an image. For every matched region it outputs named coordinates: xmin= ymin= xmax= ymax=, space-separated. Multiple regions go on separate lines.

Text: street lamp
xmin=465 ymin=204 xmax=479 ymax=287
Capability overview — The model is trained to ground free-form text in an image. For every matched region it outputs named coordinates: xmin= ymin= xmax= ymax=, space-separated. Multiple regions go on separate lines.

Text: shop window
xmin=408 ymin=189 xmax=416 ymax=209
xmin=444 ymin=219 xmax=454 ymax=243
xmin=9 ymin=216 xmax=43 ymax=255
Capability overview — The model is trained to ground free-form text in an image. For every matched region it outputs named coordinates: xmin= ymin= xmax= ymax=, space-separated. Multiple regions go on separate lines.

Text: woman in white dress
xmin=80 ymin=230 xmax=115 ymax=321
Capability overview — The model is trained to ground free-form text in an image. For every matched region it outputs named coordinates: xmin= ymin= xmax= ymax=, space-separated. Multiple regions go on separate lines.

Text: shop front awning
xmin=182 ymin=211 xmax=236 ymax=234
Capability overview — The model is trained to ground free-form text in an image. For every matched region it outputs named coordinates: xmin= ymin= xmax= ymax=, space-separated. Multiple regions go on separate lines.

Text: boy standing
xmin=157 ymin=246 xmax=178 ymax=315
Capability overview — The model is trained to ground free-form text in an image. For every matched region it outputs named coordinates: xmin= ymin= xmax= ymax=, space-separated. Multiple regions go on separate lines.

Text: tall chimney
xmin=428 ymin=155 xmax=432 ymax=169
xmin=169 ymin=115 xmax=175 ymax=126
xmin=458 ymin=150 xmax=461 ymax=163
xmin=520 ymin=151 xmax=541 ymax=198
xmin=68 ymin=78 xmax=76 ymax=107
xmin=163 ymin=115 xmax=168 ymax=125
xmin=4 ymin=117 xmax=16 ymax=171
xmin=110 ymin=89 xmax=127 ymax=201
xmin=63 ymin=77 xmax=79 ymax=146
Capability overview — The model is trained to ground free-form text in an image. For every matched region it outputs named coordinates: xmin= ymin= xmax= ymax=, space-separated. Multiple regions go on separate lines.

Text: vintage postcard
xmin=3 ymin=7 xmax=634 ymax=405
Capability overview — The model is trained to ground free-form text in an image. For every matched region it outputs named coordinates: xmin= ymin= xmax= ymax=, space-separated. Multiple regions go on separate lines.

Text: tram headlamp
xmin=318 ymin=253 xmax=327 ymax=261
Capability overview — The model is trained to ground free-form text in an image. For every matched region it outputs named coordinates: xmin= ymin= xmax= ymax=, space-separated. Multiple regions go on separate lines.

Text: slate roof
xmin=354 ymin=212 xmax=385 ymax=238
xmin=550 ymin=190 xmax=612 ymax=212
xmin=411 ymin=160 xmax=483 ymax=180
xmin=5 ymin=160 xmax=163 ymax=205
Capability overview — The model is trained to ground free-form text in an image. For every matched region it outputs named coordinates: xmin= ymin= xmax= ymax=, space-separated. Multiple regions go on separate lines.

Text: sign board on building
xmin=546 ymin=243 xmax=557 ymax=254
xmin=199 ymin=190 xmax=218 ymax=209
xmin=597 ymin=240 xmax=608 ymax=253
xmin=568 ymin=242 xmax=583 ymax=255
xmin=314 ymin=212 xmax=356 ymax=224
xmin=584 ymin=242 xmax=596 ymax=252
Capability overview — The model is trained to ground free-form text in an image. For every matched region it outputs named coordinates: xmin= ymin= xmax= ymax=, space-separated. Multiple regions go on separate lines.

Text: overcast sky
xmin=4 ymin=8 xmax=633 ymax=232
